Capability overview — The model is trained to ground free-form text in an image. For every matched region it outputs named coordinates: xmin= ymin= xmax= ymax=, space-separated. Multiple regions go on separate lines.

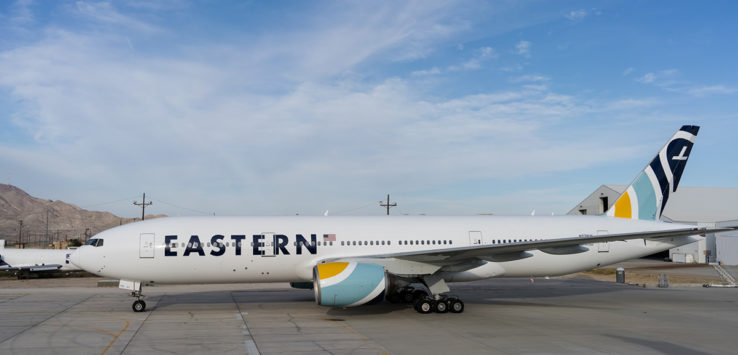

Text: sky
xmin=0 ymin=0 xmax=736 ymax=218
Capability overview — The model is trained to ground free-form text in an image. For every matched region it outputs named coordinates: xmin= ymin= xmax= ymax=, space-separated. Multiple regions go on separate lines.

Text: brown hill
xmin=0 ymin=184 xmax=159 ymax=247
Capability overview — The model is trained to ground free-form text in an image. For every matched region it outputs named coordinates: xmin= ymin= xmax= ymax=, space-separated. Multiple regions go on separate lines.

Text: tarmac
xmin=0 ymin=262 xmax=737 ymax=354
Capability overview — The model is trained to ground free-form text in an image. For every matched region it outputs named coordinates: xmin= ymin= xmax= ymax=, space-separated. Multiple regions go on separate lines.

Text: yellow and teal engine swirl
xmin=313 ymin=262 xmax=387 ymax=307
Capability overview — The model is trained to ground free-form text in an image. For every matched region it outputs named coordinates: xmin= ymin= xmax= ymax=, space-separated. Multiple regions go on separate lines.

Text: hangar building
xmin=569 ymin=186 xmax=738 ymax=265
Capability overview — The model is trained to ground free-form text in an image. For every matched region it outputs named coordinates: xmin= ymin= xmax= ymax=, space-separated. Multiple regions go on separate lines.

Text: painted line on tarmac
xmin=100 ymin=317 xmax=131 ymax=355
xmin=231 ymin=292 xmax=261 ymax=355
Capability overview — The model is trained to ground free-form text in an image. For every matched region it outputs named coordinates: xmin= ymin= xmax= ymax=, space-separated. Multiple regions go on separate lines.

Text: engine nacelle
xmin=313 ymin=262 xmax=387 ymax=307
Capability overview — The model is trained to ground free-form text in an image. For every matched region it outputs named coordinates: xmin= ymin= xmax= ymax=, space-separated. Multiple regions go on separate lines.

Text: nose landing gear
xmin=132 ymin=297 xmax=146 ymax=312
xmin=131 ymin=289 xmax=146 ymax=312
xmin=121 ymin=280 xmax=147 ymax=312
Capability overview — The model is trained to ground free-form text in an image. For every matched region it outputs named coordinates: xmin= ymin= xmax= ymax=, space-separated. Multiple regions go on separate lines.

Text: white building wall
xmin=716 ymin=235 xmax=738 ymax=266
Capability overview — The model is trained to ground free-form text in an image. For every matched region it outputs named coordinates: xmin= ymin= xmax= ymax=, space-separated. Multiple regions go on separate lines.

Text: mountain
xmin=0 ymin=184 xmax=152 ymax=246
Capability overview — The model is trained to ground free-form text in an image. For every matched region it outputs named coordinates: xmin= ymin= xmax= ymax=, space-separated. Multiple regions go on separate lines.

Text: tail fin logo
xmin=672 ymin=146 xmax=689 ymax=161
xmin=607 ymin=125 xmax=699 ymax=220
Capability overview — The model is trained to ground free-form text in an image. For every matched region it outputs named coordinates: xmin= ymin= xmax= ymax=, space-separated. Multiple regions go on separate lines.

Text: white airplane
xmin=0 ymin=239 xmax=80 ymax=274
xmin=70 ymin=125 xmax=735 ymax=313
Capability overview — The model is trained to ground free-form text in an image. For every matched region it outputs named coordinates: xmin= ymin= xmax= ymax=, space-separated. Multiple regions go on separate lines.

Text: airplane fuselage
xmin=72 ymin=215 xmax=698 ymax=284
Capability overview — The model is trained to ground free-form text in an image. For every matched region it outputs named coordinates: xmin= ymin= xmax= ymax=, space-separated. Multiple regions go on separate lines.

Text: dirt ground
xmin=564 ymin=259 xmax=734 ymax=286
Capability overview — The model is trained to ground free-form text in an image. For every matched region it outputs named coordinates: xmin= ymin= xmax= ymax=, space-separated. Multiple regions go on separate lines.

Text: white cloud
xmin=635 ymin=69 xmax=735 ymax=97
xmin=411 ymin=67 xmax=441 ymax=76
xmin=74 ymin=1 xmax=161 ymax=33
xmin=0 ymin=26 xmax=646 ymax=215
xmin=637 ymin=72 xmax=656 ymax=84
xmin=515 ymin=40 xmax=531 ymax=58
xmin=565 ymin=9 xmax=588 ymax=21
xmin=622 ymin=67 xmax=634 ymax=76
xmin=447 ymin=46 xmax=498 ymax=72
xmin=0 ymin=2 xmax=674 ymax=216
xmin=686 ymin=85 xmax=738 ymax=97
xmin=510 ymin=74 xmax=549 ymax=83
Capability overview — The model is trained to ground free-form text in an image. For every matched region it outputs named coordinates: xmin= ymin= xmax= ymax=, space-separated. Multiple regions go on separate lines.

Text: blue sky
xmin=0 ymin=1 xmax=736 ymax=218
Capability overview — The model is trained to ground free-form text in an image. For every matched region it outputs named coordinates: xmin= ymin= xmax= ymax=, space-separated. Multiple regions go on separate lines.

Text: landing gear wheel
xmin=132 ymin=299 xmax=146 ymax=312
xmin=434 ymin=299 xmax=448 ymax=313
xmin=414 ymin=298 xmax=434 ymax=314
xmin=448 ymin=298 xmax=464 ymax=313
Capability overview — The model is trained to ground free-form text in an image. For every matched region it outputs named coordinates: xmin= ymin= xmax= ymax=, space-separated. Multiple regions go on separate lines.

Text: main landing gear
xmin=390 ymin=283 xmax=466 ymax=314
xmin=413 ymin=296 xmax=464 ymax=314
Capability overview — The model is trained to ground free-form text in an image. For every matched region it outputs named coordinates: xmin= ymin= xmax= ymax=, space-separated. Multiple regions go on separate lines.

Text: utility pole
xmin=133 ymin=193 xmax=153 ymax=220
xmin=45 ymin=208 xmax=50 ymax=247
xmin=379 ymin=194 xmax=397 ymax=216
xmin=17 ymin=220 xmax=23 ymax=248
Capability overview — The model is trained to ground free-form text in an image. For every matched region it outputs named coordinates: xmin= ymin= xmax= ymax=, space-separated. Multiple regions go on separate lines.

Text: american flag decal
xmin=323 ymin=234 xmax=336 ymax=242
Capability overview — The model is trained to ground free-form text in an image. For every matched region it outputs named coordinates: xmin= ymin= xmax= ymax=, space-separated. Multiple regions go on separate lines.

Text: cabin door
xmin=261 ymin=233 xmax=276 ymax=257
xmin=597 ymin=230 xmax=609 ymax=253
xmin=139 ymin=233 xmax=155 ymax=258
xmin=469 ymin=231 xmax=483 ymax=245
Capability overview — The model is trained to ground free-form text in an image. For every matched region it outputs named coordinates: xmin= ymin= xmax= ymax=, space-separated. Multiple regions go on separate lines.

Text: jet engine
xmin=313 ymin=262 xmax=387 ymax=307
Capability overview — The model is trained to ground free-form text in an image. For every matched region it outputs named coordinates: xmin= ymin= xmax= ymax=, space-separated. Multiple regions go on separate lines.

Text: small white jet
xmin=71 ymin=125 xmax=734 ymax=313
xmin=0 ymin=240 xmax=80 ymax=274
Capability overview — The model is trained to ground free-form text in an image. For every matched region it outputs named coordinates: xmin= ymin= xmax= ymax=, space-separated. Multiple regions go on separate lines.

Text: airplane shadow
xmin=145 ymin=278 xmax=641 ymax=315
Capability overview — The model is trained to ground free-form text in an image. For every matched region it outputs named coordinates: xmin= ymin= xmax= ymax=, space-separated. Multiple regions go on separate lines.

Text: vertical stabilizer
xmin=606 ymin=125 xmax=699 ymax=220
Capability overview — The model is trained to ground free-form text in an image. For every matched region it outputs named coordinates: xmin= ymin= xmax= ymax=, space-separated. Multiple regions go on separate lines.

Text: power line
xmin=82 ymin=195 xmax=142 ymax=209
xmin=154 ymin=198 xmax=212 ymax=215
xmin=332 ymin=201 xmax=377 ymax=215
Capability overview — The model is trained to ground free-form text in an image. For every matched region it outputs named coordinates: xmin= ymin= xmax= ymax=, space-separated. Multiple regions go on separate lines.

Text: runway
xmin=0 ymin=276 xmax=736 ymax=354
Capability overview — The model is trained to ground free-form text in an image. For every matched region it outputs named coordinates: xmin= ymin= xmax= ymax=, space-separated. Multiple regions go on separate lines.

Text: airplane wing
xmin=0 ymin=263 xmax=63 ymax=272
xmin=330 ymin=226 xmax=736 ymax=273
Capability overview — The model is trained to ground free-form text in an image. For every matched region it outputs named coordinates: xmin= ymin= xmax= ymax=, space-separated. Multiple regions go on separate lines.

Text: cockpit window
xmin=84 ymin=238 xmax=104 ymax=247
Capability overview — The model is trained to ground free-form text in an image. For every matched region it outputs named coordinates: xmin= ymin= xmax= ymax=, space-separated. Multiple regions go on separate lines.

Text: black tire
xmin=132 ymin=300 xmax=146 ymax=312
xmin=414 ymin=298 xmax=433 ymax=314
xmin=434 ymin=299 xmax=448 ymax=313
xmin=448 ymin=298 xmax=464 ymax=313
xmin=401 ymin=291 xmax=415 ymax=303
